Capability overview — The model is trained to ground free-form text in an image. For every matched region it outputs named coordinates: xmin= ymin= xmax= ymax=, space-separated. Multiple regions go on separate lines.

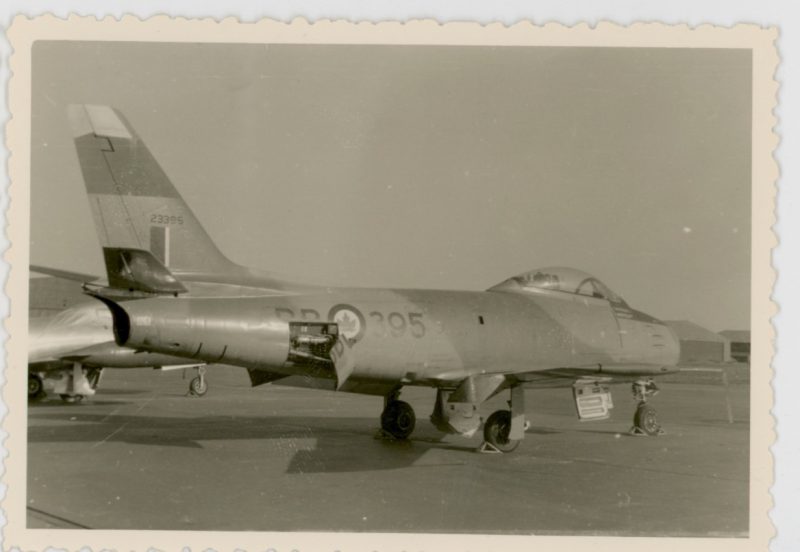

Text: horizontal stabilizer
xmin=102 ymin=247 xmax=187 ymax=295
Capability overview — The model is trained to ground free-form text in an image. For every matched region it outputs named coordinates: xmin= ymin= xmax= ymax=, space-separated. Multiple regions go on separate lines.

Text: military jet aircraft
xmin=29 ymin=270 xmax=213 ymax=402
xmin=67 ymin=104 xmax=680 ymax=452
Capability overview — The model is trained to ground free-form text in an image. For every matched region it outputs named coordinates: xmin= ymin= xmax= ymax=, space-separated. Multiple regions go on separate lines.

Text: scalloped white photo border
xmin=3 ymin=16 xmax=779 ymax=552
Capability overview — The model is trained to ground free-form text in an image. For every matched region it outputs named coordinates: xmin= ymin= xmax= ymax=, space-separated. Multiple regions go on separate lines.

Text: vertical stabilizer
xmin=67 ymin=105 xmax=237 ymax=276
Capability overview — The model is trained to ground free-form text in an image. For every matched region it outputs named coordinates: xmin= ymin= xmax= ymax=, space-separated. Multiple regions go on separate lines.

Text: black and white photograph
xmin=2 ymin=17 xmax=779 ymax=552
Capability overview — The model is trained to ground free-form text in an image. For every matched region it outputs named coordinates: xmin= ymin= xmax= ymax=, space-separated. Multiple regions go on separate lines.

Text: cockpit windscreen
xmin=509 ymin=267 xmax=626 ymax=304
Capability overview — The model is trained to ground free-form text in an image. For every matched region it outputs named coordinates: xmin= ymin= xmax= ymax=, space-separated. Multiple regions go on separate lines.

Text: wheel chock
xmin=629 ymin=426 xmax=666 ymax=436
xmin=477 ymin=441 xmax=503 ymax=454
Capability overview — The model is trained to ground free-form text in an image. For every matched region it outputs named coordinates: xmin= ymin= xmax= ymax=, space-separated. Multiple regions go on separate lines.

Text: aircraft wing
xmin=30 ymin=265 xmax=101 ymax=283
xmin=423 ymin=363 xmax=671 ymax=393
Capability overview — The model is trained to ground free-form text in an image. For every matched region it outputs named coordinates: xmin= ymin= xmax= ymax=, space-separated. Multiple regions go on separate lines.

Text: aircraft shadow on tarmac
xmin=27 ymin=412 xmax=492 ymax=473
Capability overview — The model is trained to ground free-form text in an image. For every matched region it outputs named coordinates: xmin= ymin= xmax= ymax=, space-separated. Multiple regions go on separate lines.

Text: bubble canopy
xmin=491 ymin=267 xmax=627 ymax=305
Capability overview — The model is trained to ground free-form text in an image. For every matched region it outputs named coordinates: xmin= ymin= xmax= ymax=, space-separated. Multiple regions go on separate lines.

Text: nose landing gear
xmin=630 ymin=378 xmax=664 ymax=436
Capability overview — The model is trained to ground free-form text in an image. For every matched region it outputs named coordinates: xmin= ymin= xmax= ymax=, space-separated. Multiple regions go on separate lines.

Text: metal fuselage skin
xmin=29 ymin=303 xmax=112 ymax=365
xmin=29 ymin=300 xmax=200 ymax=372
xmin=111 ymin=278 xmax=680 ymax=394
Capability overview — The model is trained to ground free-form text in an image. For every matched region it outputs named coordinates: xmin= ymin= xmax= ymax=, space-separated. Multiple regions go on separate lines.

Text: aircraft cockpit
xmin=490 ymin=267 xmax=628 ymax=305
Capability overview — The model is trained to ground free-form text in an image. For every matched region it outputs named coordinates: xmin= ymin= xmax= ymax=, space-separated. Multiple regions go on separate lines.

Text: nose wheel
xmin=630 ymin=379 xmax=664 ymax=436
xmin=633 ymin=403 xmax=662 ymax=435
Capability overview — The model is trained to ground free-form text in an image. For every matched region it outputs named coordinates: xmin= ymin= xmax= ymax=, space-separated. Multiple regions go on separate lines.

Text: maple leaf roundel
xmin=327 ymin=304 xmax=367 ymax=343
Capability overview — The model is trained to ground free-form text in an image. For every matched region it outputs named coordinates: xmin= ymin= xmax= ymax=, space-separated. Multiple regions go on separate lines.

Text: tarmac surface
xmin=27 ymin=365 xmax=750 ymax=535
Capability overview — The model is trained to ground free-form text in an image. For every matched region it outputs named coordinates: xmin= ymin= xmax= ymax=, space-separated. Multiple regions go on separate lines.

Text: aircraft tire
xmin=483 ymin=410 xmax=520 ymax=453
xmin=189 ymin=376 xmax=208 ymax=397
xmin=380 ymin=400 xmax=416 ymax=439
xmin=633 ymin=403 xmax=661 ymax=436
xmin=28 ymin=374 xmax=44 ymax=401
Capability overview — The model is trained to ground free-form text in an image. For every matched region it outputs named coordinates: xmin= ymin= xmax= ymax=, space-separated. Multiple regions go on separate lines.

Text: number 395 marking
xmin=369 ymin=312 xmax=425 ymax=338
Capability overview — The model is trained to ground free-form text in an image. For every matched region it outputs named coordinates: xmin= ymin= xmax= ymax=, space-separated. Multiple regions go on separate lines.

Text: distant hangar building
xmin=719 ymin=330 xmax=751 ymax=363
xmin=666 ymin=320 xmax=731 ymax=364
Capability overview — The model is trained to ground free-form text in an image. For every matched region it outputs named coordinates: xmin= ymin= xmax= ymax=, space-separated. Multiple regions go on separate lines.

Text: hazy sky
xmin=30 ymin=42 xmax=751 ymax=331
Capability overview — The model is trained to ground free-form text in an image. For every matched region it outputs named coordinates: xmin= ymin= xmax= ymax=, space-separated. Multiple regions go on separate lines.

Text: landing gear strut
xmin=379 ymin=389 xmax=416 ymax=440
xmin=630 ymin=378 xmax=663 ymax=436
xmin=189 ymin=366 xmax=208 ymax=397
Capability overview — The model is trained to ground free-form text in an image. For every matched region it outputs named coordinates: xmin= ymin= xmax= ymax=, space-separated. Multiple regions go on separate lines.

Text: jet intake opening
xmin=288 ymin=322 xmax=339 ymax=365
xmin=91 ymin=295 xmax=131 ymax=345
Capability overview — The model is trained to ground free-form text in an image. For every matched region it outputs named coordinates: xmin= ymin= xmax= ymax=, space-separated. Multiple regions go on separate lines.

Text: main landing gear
xmin=482 ymin=410 xmax=519 ymax=453
xmin=479 ymin=385 xmax=527 ymax=453
xmin=379 ymin=389 xmax=416 ymax=440
xmin=630 ymin=378 xmax=663 ymax=436
xmin=28 ymin=374 xmax=45 ymax=401
xmin=59 ymin=393 xmax=84 ymax=404
xmin=188 ymin=365 xmax=208 ymax=397
xmin=28 ymin=364 xmax=103 ymax=404
xmin=377 ymin=381 xmax=527 ymax=454
xmin=59 ymin=366 xmax=103 ymax=403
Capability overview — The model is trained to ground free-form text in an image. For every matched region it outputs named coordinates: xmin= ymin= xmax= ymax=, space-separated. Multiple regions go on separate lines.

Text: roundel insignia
xmin=328 ymin=304 xmax=366 ymax=343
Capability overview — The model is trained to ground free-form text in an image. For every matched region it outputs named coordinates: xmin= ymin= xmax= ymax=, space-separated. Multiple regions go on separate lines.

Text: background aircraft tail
xmin=67 ymin=104 xmax=238 ymax=276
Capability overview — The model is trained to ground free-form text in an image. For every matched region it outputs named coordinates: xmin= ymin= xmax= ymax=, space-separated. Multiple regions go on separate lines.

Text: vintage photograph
xmin=3 ymin=18 xmax=777 ymax=552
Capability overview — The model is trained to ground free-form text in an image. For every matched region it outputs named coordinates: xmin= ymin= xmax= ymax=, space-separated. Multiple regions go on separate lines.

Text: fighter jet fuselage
xmin=101 ymin=274 xmax=679 ymax=396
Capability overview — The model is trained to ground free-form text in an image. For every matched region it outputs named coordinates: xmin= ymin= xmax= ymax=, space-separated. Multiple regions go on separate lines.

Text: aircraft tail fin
xmin=67 ymin=104 xmax=237 ymax=276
